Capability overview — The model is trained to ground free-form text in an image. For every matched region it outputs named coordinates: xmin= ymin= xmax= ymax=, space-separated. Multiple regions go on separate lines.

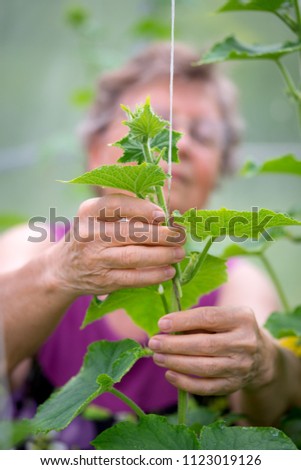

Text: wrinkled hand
xmin=148 ymin=306 xmax=277 ymax=396
xmin=49 ymin=194 xmax=185 ymax=297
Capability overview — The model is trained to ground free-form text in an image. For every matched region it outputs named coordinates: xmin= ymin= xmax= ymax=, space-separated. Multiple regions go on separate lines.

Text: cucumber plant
xmin=22 ymin=96 xmax=301 ymax=450
xmin=4 ymin=0 xmax=301 ymax=451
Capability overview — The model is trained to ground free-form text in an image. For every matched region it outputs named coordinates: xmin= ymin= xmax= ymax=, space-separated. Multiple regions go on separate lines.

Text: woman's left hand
xmin=148 ymin=306 xmax=277 ymax=395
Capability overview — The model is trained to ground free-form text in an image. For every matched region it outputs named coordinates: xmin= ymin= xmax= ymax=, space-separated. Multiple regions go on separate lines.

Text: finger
xmin=78 ymin=194 xmax=167 ymax=223
xmin=102 ymin=245 xmax=186 ymax=268
xmin=153 ymin=354 xmax=233 ymax=377
xmin=148 ymin=332 xmax=228 ymax=356
xmin=157 ymin=307 xmax=246 ymax=334
xmin=165 ymin=371 xmax=237 ymax=396
xmin=98 ymin=220 xmax=185 ymax=247
xmin=111 ymin=265 xmax=176 ymax=289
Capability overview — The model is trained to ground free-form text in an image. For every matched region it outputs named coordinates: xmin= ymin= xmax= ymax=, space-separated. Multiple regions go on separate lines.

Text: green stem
xmin=293 ymin=0 xmax=301 ymax=37
xmin=181 ymin=237 xmax=215 ymax=285
xmin=293 ymin=0 xmax=301 ymax=93
xmin=273 ymin=11 xmax=298 ymax=33
xmin=259 ymin=253 xmax=291 ymax=313
xmin=142 ymin=139 xmax=186 ymax=423
xmin=159 ymin=285 xmax=170 ymax=314
xmin=276 ymin=60 xmax=301 ymax=102
xmin=110 ymin=388 xmax=145 ymax=419
xmin=276 ymin=60 xmax=301 ymax=128
xmin=170 ymin=289 xmax=187 ymax=424
xmin=141 ymin=140 xmax=182 ymax=300
xmin=177 ymin=389 xmax=188 ymax=425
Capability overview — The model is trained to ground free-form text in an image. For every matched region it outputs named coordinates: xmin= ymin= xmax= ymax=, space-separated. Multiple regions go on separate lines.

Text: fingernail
xmin=158 ymin=318 xmax=172 ymax=332
xmin=148 ymin=338 xmax=161 ymax=351
xmin=153 ymin=211 xmax=166 ymax=223
xmin=174 ymin=247 xmax=185 ymax=261
xmin=153 ymin=353 xmax=165 ymax=364
xmin=166 ymin=371 xmax=177 ymax=382
xmin=165 ymin=266 xmax=176 ymax=279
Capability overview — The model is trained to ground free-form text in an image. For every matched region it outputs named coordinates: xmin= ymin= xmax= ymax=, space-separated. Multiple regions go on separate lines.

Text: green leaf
xmin=0 ymin=213 xmax=27 ymax=232
xmin=241 ymin=155 xmax=301 ymax=178
xmin=264 ymin=306 xmax=301 ymax=338
xmin=199 ymin=421 xmax=297 ymax=450
xmin=218 ymin=0 xmax=292 ymax=14
xmin=61 ymin=163 xmax=166 ymax=197
xmin=173 ymin=208 xmax=301 ymax=242
xmin=65 ymin=6 xmax=89 ymax=28
xmin=125 ymin=97 xmax=167 ymax=142
xmin=222 ymin=227 xmax=287 ymax=258
xmin=70 ymin=88 xmax=94 ymax=108
xmin=0 ymin=420 xmax=33 ymax=450
xmin=151 ymin=128 xmax=181 ymax=164
xmin=82 ymin=286 xmax=163 ymax=336
xmin=180 ymin=255 xmax=227 ymax=310
xmin=197 ymin=36 xmax=301 ymax=64
xmin=82 ymin=255 xmax=227 ymax=336
xmin=33 ymin=340 xmax=149 ymax=432
xmin=132 ymin=17 xmax=171 ymax=39
xmin=92 ymin=414 xmax=200 ymax=450
xmin=115 ymin=127 xmax=181 ymax=165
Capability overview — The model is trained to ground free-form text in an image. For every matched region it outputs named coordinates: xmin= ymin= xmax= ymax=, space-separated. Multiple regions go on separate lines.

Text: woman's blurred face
xmin=88 ymin=77 xmax=224 ymax=213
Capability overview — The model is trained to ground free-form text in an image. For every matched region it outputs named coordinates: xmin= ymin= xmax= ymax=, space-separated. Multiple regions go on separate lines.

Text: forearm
xmin=231 ymin=336 xmax=301 ymax=426
xmin=1 ymin=243 xmax=77 ymax=373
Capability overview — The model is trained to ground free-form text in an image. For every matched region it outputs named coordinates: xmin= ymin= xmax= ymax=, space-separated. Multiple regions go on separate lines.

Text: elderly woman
xmin=1 ymin=43 xmax=301 ymax=448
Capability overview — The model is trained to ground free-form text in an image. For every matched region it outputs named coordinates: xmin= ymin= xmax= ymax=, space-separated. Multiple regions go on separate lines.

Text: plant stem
xmin=273 ymin=11 xmax=298 ymax=33
xmin=110 ymin=388 xmax=145 ymax=419
xmin=142 ymin=139 xmax=186 ymax=423
xmin=181 ymin=237 xmax=215 ymax=285
xmin=177 ymin=389 xmax=188 ymax=425
xmin=170 ymin=289 xmax=188 ymax=425
xmin=259 ymin=253 xmax=291 ymax=313
xmin=141 ymin=140 xmax=182 ymax=299
xmin=293 ymin=0 xmax=301 ymax=37
xmin=276 ymin=59 xmax=301 ymax=128
xmin=159 ymin=285 xmax=170 ymax=314
xmin=293 ymin=0 xmax=301 ymax=97
xmin=276 ymin=60 xmax=301 ymax=102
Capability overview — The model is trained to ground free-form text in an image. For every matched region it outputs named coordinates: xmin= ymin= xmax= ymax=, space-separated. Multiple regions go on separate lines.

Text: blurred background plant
xmin=0 ymin=0 xmax=300 ymax=307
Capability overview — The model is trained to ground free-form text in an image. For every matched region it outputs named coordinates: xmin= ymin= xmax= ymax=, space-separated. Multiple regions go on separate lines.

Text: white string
xmin=167 ymin=0 xmax=175 ymax=212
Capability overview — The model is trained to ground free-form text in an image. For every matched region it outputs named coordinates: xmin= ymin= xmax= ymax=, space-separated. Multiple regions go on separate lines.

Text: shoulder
xmin=0 ymin=223 xmax=52 ymax=273
xmin=217 ymin=257 xmax=281 ymax=325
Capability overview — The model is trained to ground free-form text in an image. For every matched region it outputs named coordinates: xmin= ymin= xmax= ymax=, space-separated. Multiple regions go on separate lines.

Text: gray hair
xmin=80 ymin=42 xmax=244 ymax=173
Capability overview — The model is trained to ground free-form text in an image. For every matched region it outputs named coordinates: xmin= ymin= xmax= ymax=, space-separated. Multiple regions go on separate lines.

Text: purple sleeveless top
xmin=33 ymin=225 xmax=234 ymax=448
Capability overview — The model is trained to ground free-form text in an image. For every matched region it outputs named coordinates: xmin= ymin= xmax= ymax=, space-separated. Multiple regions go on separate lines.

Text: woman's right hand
xmin=48 ymin=194 xmax=186 ymax=298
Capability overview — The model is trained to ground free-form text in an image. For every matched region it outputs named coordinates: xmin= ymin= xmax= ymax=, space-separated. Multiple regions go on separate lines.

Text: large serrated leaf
xmin=197 ymin=36 xmax=301 ymax=64
xmin=264 ymin=306 xmax=301 ymax=338
xmin=173 ymin=208 xmax=301 ymax=241
xmin=61 ymin=163 xmax=166 ymax=197
xmin=218 ymin=0 xmax=292 ymax=14
xmin=32 ymin=340 xmax=149 ymax=433
xmin=199 ymin=421 xmax=297 ymax=450
xmin=242 ymin=155 xmax=301 ymax=178
xmin=82 ymin=255 xmax=227 ymax=336
xmin=92 ymin=414 xmax=200 ymax=449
